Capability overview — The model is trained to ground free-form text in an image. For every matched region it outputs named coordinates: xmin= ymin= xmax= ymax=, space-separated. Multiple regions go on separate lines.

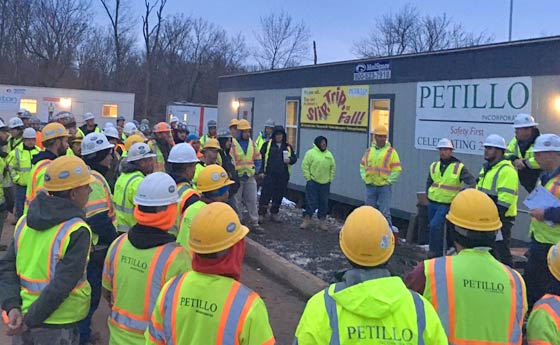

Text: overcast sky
xmin=109 ymin=0 xmax=560 ymax=64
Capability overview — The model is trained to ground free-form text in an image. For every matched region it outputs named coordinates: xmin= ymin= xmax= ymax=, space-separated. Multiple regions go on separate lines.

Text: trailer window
xmin=20 ymin=99 xmax=37 ymax=113
xmin=102 ymin=104 xmax=118 ymax=118
xmin=285 ymin=100 xmax=299 ymax=151
xmin=369 ymin=99 xmax=390 ymax=144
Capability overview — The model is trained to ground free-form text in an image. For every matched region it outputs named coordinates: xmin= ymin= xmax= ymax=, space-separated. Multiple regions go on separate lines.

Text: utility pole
xmin=509 ymin=0 xmax=513 ymax=41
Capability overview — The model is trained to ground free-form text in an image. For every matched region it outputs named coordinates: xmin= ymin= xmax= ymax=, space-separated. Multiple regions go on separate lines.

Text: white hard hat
xmin=127 ymin=142 xmax=156 ymax=162
xmin=533 ymin=134 xmax=560 ymax=152
xmin=123 ymin=122 xmax=137 ymax=136
xmin=207 ymin=120 xmax=217 ymax=128
xmin=104 ymin=122 xmax=115 ymax=129
xmin=169 ymin=117 xmax=179 ymax=124
xmin=436 ymin=138 xmax=454 ymax=149
xmin=103 ymin=126 xmax=119 ymax=139
xmin=264 ymin=118 xmax=275 ymax=127
xmin=513 ymin=113 xmax=538 ymax=128
xmin=81 ymin=133 xmax=114 ymax=156
xmin=168 ymin=143 xmax=199 ymax=164
xmin=83 ymin=112 xmax=95 ymax=121
xmin=0 ymin=119 xmax=6 ymax=129
xmin=22 ymin=128 xmax=36 ymax=139
xmin=134 ymin=172 xmax=180 ymax=207
xmin=8 ymin=117 xmax=24 ymax=129
xmin=483 ymin=134 xmax=507 ymax=149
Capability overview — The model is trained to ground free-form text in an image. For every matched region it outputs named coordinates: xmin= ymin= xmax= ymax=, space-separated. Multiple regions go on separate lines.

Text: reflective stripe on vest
xmin=427 ymin=256 xmax=524 ymax=344
xmin=363 ymin=146 xmax=394 ymax=176
xmin=477 ymin=164 xmax=516 ymax=198
xmin=322 ymin=283 xmax=426 ymax=345
xmin=529 ymin=176 xmax=560 ymax=244
xmin=85 ymin=171 xmax=113 ymax=217
xmin=114 ymin=174 xmax=142 ymax=232
xmin=231 ymin=139 xmax=258 ymax=175
xmin=532 ymin=295 xmax=560 ymax=330
xmin=27 ymin=159 xmax=51 ymax=204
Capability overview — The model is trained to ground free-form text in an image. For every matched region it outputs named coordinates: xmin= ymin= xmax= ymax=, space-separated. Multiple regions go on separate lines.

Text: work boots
xmin=299 ymin=216 xmax=311 ymax=229
xmin=319 ymin=218 xmax=328 ymax=231
xmin=270 ymin=213 xmax=281 ymax=223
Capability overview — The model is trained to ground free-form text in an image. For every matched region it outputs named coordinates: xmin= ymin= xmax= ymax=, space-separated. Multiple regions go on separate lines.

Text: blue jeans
xmin=427 ymin=201 xmax=450 ymax=256
xmin=15 ymin=185 xmax=26 ymax=220
xmin=304 ymin=180 xmax=330 ymax=219
xmin=365 ymin=185 xmax=393 ymax=227
xmin=78 ymin=249 xmax=105 ymax=344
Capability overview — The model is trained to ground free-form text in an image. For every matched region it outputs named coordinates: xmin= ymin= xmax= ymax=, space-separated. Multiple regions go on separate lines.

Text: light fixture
xmin=554 ymin=96 xmax=560 ymax=112
xmin=60 ymin=97 xmax=72 ymax=108
xmin=231 ymin=100 xmax=240 ymax=110
xmin=183 ymin=113 xmax=187 ymax=121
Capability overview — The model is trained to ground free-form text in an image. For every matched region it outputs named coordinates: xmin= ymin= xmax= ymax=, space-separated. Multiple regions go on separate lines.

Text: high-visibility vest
xmin=476 ymin=160 xmax=518 ymax=217
xmin=169 ymin=182 xmax=199 ymax=236
xmin=113 ymin=171 xmax=144 ymax=233
xmin=424 ymin=248 xmax=527 ymax=344
xmin=102 ymin=234 xmax=189 ymax=345
xmin=8 ymin=136 xmax=22 ymax=152
xmin=24 ymin=159 xmax=52 ymax=213
xmin=527 ymin=294 xmax=560 ymax=345
xmin=145 ymin=271 xmax=275 ymax=345
xmin=428 ymin=161 xmax=464 ymax=204
xmin=263 ymin=139 xmax=292 ymax=175
xmin=200 ymin=134 xmax=214 ymax=146
xmin=7 ymin=144 xmax=41 ymax=187
xmin=0 ymin=158 xmax=6 ymax=204
xmin=14 ymin=216 xmax=92 ymax=324
xmin=176 ymin=199 xmax=206 ymax=248
xmin=77 ymin=126 xmax=102 ymax=138
xmin=360 ymin=144 xmax=402 ymax=186
xmin=192 ymin=162 xmax=205 ymax=186
xmin=506 ymin=138 xmax=540 ymax=169
xmin=231 ymin=138 xmax=261 ymax=177
xmin=529 ymin=174 xmax=560 ymax=244
xmin=149 ymin=140 xmax=166 ymax=173
xmin=85 ymin=170 xmax=115 ymax=244
xmin=255 ymin=132 xmax=267 ymax=152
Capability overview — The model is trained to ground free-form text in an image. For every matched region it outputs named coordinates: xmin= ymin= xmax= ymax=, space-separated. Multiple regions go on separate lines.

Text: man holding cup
xmin=258 ymin=125 xmax=297 ymax=223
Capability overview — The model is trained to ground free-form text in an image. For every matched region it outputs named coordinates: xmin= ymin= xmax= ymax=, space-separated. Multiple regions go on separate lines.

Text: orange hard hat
xmin=153 ymin=122 xmax=171 ymax=133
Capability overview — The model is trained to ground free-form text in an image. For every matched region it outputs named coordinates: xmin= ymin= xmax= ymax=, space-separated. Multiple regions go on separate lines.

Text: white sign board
xmin=0 ymin=93 xmax=21 ymax=112
xmin=415 ymin=77 xmax=532 ymax=155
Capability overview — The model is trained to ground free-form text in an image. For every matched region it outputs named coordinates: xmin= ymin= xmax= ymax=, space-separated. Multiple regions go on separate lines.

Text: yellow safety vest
xmin=24 ymin=159 xmax=52 ymax=213
xmin=231 ymin=138 xmax=261 ymax=177
xmin=255 ymin=132 xmax=267 ymax=152
xmin=424 ymin=249 xmax=526 ymax=344
xmin=476 ymin=160 xmax=518 ymax=217
xmin=526 ymin=294 xmax=560 ymax=344
xmin=506 ymin=138 xmax=540 ymax=169
xmin=14 ymin=216 xmax=92 ymax=324
xmin=176 ymin=199 xmax=206 ymax=248
xmin=8 ymin=136 xmax=22 ymax=152
xmin=263 ymin=139 xmax=292 ymax=175
xmin=169 ymin=182 xmax=199 ymax=236
xmin=360 ymin=143 xmax=402 ymax=186
xmin=7 ymin=144 xmax=41 ymax=187
xmin=529 ymin=174 xmax=560 ymax=244
xmin=113 ymin=171 xmax=144 ymax=233
xmin=148 ymin=140 xmax=166 ymax=173
xmin=428 ymin=161 xmax=464 ymax=204
xmin=85 ymin=170 xmax=115 ymax=245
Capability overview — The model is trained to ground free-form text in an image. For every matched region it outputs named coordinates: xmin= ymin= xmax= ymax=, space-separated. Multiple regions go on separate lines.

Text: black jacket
xmin=0 ymin=193 xmax=91 ymax=328
xmin=79 ymin=124 xmax=99 ymax=136
xmin=31 ymin=149 xmax=58 ymax=165
xmin=258 ymin=126 xmax=297 ymax=179
xmin=218 ymin=140 xmax=240 ymax=196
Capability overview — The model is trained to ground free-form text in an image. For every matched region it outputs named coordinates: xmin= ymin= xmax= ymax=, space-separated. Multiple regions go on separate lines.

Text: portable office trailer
xmin=166 ymin=102 xmax=218 ymax=136
xmin=217 ymin=37 xmax=560 ymax=241
xmin=0 ymin=84 xmax=135 ymax=125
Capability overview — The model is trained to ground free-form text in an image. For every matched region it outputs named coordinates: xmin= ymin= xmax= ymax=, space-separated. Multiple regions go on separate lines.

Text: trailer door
xmin=368 ymin=96 xmax=394 ymax=146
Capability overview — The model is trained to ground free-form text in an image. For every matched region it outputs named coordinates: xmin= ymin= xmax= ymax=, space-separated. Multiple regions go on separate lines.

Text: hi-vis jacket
xmin=477 ymin=159 xmax=519 ymax=218
xmin=527 ymin=293 xmax=560 ymax=345
xmin=360 ymin=142 xmax=402 ymax=186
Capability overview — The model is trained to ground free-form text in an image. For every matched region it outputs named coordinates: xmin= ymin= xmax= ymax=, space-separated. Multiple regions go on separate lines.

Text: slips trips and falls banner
xmin=301 ymin=85 xmax=370 ymax=132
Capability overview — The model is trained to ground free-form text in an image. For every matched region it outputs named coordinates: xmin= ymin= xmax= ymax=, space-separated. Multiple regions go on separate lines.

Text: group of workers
xmin=0 ymin=108 xmax=557 ymax=345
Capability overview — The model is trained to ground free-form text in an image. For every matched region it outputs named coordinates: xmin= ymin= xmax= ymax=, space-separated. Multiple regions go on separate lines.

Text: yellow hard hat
xmin=203 ymin=138 xmax=220 ymax=151
xmin=339 ymin=206 xmax=395 ymax=267
xmin=41 ymin=123 xmax=70 ymax=143
xmin=124 ymin=134 xmax=146 ymax=151
xmin=189 ymin=202 xmax=249 ymax=254
xmin=547 ymin=242 xmax=560 ymax=281
xmin=70 ymin=131 xmax=83 ymax=144
xmin=228 ymin=119 xmax=239 ymax=128
xmin=446 ymin=189 xmax=502 ymax=231
xmin=237 ymin=119 xmax=251 ymax=131
xmin=374 ymin=125 xmax=388 ymax=136
xmin=43 ymin=155 xmax=96 ymax=192
xmin=196 ymin=165 xmax=234 ymax=193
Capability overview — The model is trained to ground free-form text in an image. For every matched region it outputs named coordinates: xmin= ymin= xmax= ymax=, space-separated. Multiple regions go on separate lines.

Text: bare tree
xmin=253 ymin=11 xmax=310 ymax=70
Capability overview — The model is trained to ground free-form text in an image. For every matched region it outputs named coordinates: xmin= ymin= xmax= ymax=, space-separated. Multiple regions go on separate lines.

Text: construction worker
xmin=116 ymin=134 xmax=147 ymax=179
xmin=123 ymin=121 xmax=138 ymax=139
xmin=360 ymin=125 xmax=402 ymax=229
xmin=476 ymin=134 xmax=519 ymax=267
xmin=0 ymin=120 xmax=9 ymax=250
xmin=405 ymin=189 xmax=527 ymax=344
xmin=506 ymin=113 xmax=541 ymax=192
xmin=30 ymin=116 xmax=43 ymax=149
xmin=78 ymin=133 xmax=118 ymax=344
xmin=527 ymin=241 xmax=560 ymax=344
xmin=169 ymin=116 xmax=178 ymax=129
xmin=113 ymin=142 xmax=155 ymax=233
xmin=187 ymin=134 xmax=203 ymax=159
xmin=68 ymin=131 xmax=83 ymax=157
xmin=104 ymin=126 xmax=125 ymax=156
xmin=524 ymin=133 xmax=560 ymax=308
xmin=7 ymin=128 xmax=40 ymax=220
xmin=102 ymin=127 xmax=124 ymax=191
xmin=172 ymin=121 xmax=189 ymax=144
xmin=78 ymin=112 xmax=102 ymax=136
xmin=166 ymin=143 xmax=200 ymax=227
xmin=218 ymin=128 xmax=240 ymax=211
xmin=231 ymin=119 xmax=263 ymax=232
xmin=200 ymin=119 xmax=217 ymax=145
xmin=300 ymin=136 xmax=336 ymax=230
xmin=25 ymin=123 xmax=70 ymax=213
xmin=102 ymin=172 xmax=190 ymax=345
xmin=8 ymin=117 xmax=24 ymax=152
xmin=295 ymin=206 xmax=447 ymax=344
xmin=0 ymin=155 xmax=95 ymax=344
xmin=255 ymin=118 xmax=275 ymax=151
xmin=176 ymin=164 xmax=234 ymax=248
xmin=426 ymin=138 xmax=476 ymax=257
xmin=149 ymin=122 xmax=174 ymax=173
xmin=17 ymin=109 xmax=32 ymax=128
xmin=258 ymin=125 xmax=297 ymax=223
xmin=192 ymin=138 xmax=220 ymax=185
xmin=229 ymin=118 xmax=238 ymax=138
xmin=146 ymin=202 xmax=275 ymax=345
xmin=116 ymin=115 xmax=125 ymax=129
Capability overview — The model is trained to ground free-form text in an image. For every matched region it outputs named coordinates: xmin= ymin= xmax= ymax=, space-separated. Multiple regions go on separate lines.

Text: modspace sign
xmin=415 ymin=77 xmax=531 ymax=155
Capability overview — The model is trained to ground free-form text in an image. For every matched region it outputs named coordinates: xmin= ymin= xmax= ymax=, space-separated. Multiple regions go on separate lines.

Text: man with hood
xmin=146 ymin=202 xmax=275 ymax=345
xmin=217 ymin=128 xmax=240 ymax=211
xmin=258 ymin=125 xmax=297 ymax=223
xmin=425 ymin=138 xmax=475 ymax=257
xmin=294 ymin=206 xmax=447 ymax=344
xmin=255 ymin=118 xmax=275 ymax=152
xmin=360 ymin=125 xmax=402 ymax=230
xmin=103 ymin=172 xmax=190 ymax=345
xmin=506 ymin=113 xmax=542 ymax=192
xmin=0 ymin=156 xmax=95 ymax=344
xmin=149 ymin=122 xmax=174 ymax=173
xmin=300 ymin=136 xmax=335 ymax=230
